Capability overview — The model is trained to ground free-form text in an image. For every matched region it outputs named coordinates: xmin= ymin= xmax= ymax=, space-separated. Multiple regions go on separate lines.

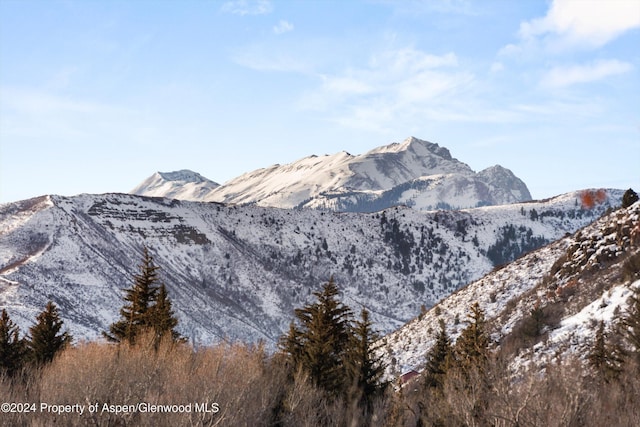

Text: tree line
xmin=0 ymin=301 xmax=71 ymax=376
xmin=278 ymin=276 xmax=388 ymax=423
xmin=0 ymin=246 xmax=182 ymax=378
xmin=397 ymin=264 xmax=640 ymax=426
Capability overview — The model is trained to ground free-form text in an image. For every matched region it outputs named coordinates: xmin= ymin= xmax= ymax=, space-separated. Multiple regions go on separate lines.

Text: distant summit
xmin=131 ymin=169 xmax=219 ymax=201
xmin=133 ymin=137 xmax=532 ymax=211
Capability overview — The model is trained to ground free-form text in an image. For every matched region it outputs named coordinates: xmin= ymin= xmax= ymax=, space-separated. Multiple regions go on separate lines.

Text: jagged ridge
xmin=133 ymin=137 xmax=532 ymax=211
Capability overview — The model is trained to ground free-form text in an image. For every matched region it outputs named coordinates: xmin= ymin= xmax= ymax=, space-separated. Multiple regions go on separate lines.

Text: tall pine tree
xmin=0 ymin=309 xmax=27 ymax=376
xmin=454 ymin=302 xmax=490 ymax=373
xmin=587 ymin=321 xmax=624 ymax=383
xmin=27 ymin=301 xmax=72 ymax=365
xmin=148 ymin=283 xmax=182 ymax=343
xmin=424 ymin=318 xmax=452 ymax=390
xmin=281 ymin=277 xmax=353 ymax=396
xmin=347 ymin=308 xmax=388 ymax=419
xmin=104 ymin=247 xmax=180 ymax=345
xmin=279 ymin=321 xmax=304 ymax=368
xmin=447 ymin=303 xmax=491 ymax=424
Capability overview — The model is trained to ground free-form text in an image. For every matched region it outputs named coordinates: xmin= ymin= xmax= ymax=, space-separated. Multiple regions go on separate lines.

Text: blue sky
xmin=1 ymin=0 xmax=639 ymax=204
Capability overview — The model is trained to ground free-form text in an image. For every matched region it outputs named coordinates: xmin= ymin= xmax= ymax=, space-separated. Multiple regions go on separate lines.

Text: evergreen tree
xmin=587 ymin=321 xmax=624 ymax=382
xmin=279 ymin=321 xmax=304 ymax=368
xmin=27 ymin=301 xmax=72 ymax=365
xmin=347 ymin=308 xmax=388 ymax=420
xmin=454 ymin=302 xmax=490 ymax=372
xmin=622 ymin=188 xmax=639 ymax=208
xmin=424 ymin=319 xmax=452 ymax=390
xmin=0 ymin=309 xmax=27 ymax=376
xmin=104 ymin=246 xmax=161 ymax=344
xmin=448 ymin=303 xmax=491 ymax=424
xmin=281 ymin=276 xmax=353 ymax=396
xmin=523 ymin=303 xmax=546 ymax=339
xmin=148 ymin=283 xmax=182 ymax=343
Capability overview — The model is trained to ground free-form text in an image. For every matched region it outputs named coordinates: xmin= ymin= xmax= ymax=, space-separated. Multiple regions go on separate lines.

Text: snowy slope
xmin=131 ymin=170 xmax=220 ymax=201
xmin=0 ymin=189 xmax=622 ymax=348
xmin=133 ymin=137 xmax=532 ymax=211
xmin=381 ymin=199 xmax=640 ymax=377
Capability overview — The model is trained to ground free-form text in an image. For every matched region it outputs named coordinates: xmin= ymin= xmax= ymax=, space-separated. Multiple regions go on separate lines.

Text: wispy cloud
xmin=490 ymin=62 xmax=504 ymax=73
xmin=298 ymin=47 xmax=475 ymax=131
xmin=307 ymin=48 xmax=464 ymax=103
xmin=513 ymin=100 xmax=603 ymax=117
xmin=220 ymin=0 xmax=272 ymax=16
xmin=518 ymin=0 xmax=640 ymax=50
xmin=541 ymin=59 xmax=633 ymax=88
xmin=273 ymin=20 xmax=293 ymax=34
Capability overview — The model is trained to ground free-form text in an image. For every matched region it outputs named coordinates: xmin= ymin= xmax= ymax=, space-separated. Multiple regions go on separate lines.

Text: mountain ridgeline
xmin=132 ymin=137 xmax=532 ymax=211
xmin=0 ymin=188 xmax=622 ymax=346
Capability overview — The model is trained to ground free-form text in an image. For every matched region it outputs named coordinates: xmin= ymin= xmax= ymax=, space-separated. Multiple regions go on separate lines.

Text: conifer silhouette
xmin=27 ymin=301 xmax=72 ymax=365
xmin=0 ymin=309 xmax=27 ymax=375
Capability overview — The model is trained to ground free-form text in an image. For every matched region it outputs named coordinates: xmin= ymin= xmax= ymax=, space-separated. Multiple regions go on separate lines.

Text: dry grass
xmin=2 ymin=331 xmax=638 ymax=427
xmin=0 ymin=331 xmax=390 ymax=426
xmin=2 ymin=332 xmax=288 ymax=426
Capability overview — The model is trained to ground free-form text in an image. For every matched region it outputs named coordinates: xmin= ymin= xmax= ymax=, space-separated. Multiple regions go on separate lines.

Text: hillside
xmin=381 ymin=198 xmax=640 ymax=377
xmin=133 ymin=137 xmax=532 ymax=211
xmin=0 ymin=189 xmax=621 ymax=347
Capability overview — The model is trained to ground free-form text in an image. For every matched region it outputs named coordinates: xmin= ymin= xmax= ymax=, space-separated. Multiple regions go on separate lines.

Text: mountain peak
xmin=369 ymin=137 xmax=451 ymax=160
xmin=478 ymin=165 xmax=532 ymax=202
xmin=404 ymin=136 xmax=453 ymax=160
xmin=156 ymin=170 xmax=210 ymax=184
xmin=132 ymin=170 xmax=219 ymax=201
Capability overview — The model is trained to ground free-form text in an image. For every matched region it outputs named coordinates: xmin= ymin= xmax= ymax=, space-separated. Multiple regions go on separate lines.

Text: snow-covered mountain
xmin=132 ymin=137 xmax=532 ymax=211
xmin=131 ymin=170 xmax=220 ymax=201
xmin=381 ymin=199 xmax=639 ymax=377
xmin=0 ymin=189 xmax=621 ymax=348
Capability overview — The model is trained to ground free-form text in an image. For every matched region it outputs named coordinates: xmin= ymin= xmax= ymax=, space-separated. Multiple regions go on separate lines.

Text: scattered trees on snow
xmin=1 ymin=246 xmax=181 ymax=378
